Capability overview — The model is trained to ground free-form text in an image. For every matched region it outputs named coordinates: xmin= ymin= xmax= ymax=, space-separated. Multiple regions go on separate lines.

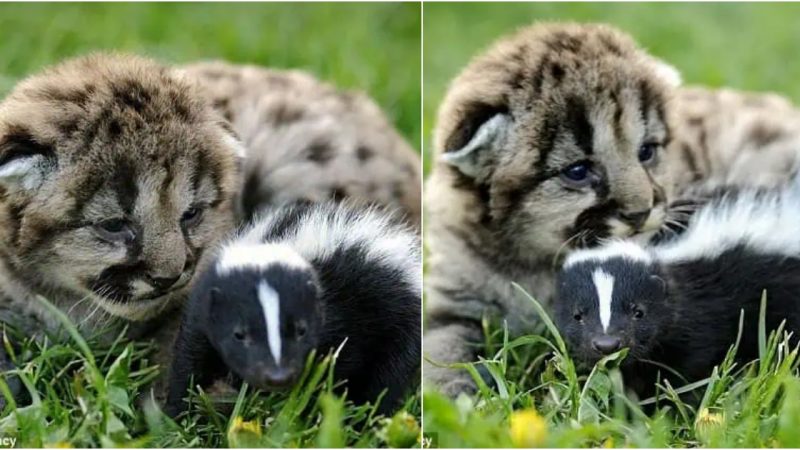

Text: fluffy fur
xmin=555 ymin=179 xmax=800 ymax=397
xmin=179 ymin=61 xmax=422 ymax=227
xmin=0 ymin=53 xmax=241 ymax=406
xmin=166 ymin=201 xmax=421 ymax=416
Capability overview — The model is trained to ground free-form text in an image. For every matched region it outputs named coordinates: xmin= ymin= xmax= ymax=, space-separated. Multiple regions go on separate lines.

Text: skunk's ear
xmin=0 ymin=131 xmax=57 ymax=193
xmin=441 ymin=112 xmax=511 ymax=178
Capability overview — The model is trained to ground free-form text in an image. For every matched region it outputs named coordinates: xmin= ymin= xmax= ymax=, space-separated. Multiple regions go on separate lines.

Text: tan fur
xmin=424 ymin=23 xmax=688 ymax=396
xmin=178 ymin=61 xmax=421 ymax=227
xmin=0 ymin=53 xmax=240 ymax=339
xmin=670 ymin=86 xmax=800 ymax=190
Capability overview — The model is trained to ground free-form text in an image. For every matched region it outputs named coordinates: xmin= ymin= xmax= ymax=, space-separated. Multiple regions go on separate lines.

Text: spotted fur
xmin=0 ymin=54 xmax=241 ymax=401
xmin=670 ymin=86 xmax=800 ymax=190
xmin=178 ymin=61 xmax=421 ymax=227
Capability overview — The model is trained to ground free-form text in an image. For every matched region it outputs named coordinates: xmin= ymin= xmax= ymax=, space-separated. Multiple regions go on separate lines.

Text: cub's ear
xmin=645 ymin=56 xmax=682 ymax=88
xmin=0 ymin=132 xmax=57 ymax=192
xmin=221 ymin=131 xmax=247 ymax=163
xmin=441 ymin=109 xmax=511 ymax=178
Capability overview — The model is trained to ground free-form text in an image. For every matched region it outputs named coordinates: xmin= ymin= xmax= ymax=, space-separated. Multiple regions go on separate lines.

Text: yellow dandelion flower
xmin=695 ymin=408 xmax=724 ymax=443
xmin=509 ymin=408 xmax=548 ymax=448
xmin=227 ymin=416 xmax=263 ymax=448
xmin=602 ymin=437 xmax=614 ymax=448
xmin=45 ymin=442 xmax=73 ymax=449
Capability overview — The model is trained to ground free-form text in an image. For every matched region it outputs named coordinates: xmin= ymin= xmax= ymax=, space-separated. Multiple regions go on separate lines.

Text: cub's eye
xmin=638 ymin=143 xmax=659 ymax=164
xmin=560 ymin=162 xmax=592 ymax=187
xmin=296 ymin=319 xmax=308 ymax=338
xmin=233 ymin=329 xmax=246 ymax=341
xmin=573 ymin=312 xmax=584 ymax=323
xmin=94 ymin=219 xmax=135 ymax=242
xmin=181 ymin=206 xmax=204 ymax=228
xmin=631 ymin=306 xmax=645 ymax=319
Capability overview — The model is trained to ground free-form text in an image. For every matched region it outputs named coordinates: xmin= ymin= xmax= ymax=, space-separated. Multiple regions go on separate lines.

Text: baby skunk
xmin=553 ymin=179 xmax=800 ymax=398
xmin=165 ymin=201 xmax=421 ymax=416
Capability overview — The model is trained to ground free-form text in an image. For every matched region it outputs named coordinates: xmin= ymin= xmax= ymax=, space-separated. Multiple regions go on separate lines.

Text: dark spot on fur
xmin=6 ymin=202 xmax=24 ymax=248
xmin=34 ymin=84 xmax=93 ymax=106
xmin=565 ymin=96 xmax=594 ymax=155
xmin=748 ymin=122 xmax=784 ymax=147
xmin=175 ymin=102 xmax=192 ymax=122
xmin=445 ymin=102 xmax=509 ymax=153
xmin=391 ymin=182 xmax=405 ymax=200
xmin=330 ymin=186 xmax=347 ymax=202
xmin=57 ymin=118 xmax=80 ymax=135
xmin=112 ymin=79 xmax=151 ymax=113
xmin=638 ymin=80 xmax=653 ymax=123
xmin=112 ymin=159 xmax=139 ymax=215
xmin=270 ymin=104 xmax=305 ymax=125
xmin=611 ymin=92 xmax=623 ymax=141
xmin=356 ymin=146 xmax=373 ymax=162
xmin=531 ymin=56 xmax=550 ymax=96
xmin=240 ymin=171 xmax=269 ymax=222
xmin=598 ymin=34 xmax=623 ymax=55
xmin=107 ymin=120 xmax=122 ymax=138
xmin=547 ymin=31 xmax=583 ymax=54
xmin=550 ymin=63 xmax=565 ymax=82
xmin=687 ymin=116 xmax=704 ymax=127
xmin=681 ymin=143 xmax=700 ymax=180
xmin=0 ymin=125 xmax=55 ymax=166
xmin=307 ymin=141 xmax=334 ymax=164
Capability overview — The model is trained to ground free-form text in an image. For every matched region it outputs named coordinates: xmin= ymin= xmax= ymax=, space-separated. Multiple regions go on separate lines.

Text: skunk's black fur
xmin=554 ymin=179 xmax=800 ymax=398
xmin=166 ymin=202 xmax=420 ymax=416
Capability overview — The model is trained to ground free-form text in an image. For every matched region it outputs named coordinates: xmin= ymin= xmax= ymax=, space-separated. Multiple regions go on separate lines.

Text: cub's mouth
xmin=86 ymin=268 xmax=196 ymax=320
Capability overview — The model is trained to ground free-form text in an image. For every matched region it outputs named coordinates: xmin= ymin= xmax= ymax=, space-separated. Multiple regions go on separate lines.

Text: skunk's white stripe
xmin=258 ymin=282 xmax=282 ymax=366
xmin=217 ymin=242 xmax=311 ymax=274
xmin=565 ymin=240 xmax=653 ymax=268
xmin=592 ymin=269 xmax=615 ymax=332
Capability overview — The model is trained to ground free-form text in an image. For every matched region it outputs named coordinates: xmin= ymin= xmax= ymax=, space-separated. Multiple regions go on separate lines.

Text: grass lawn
xmin=0 ymin=3 xmax=421 ymax=448
xmin=422 ymin=3 xmax=800 ymax=447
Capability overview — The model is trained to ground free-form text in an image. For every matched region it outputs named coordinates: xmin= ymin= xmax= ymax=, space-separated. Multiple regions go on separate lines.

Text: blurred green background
xmin=423 ymin=2 xmax=800 ymax=173
xmin=0 ymin=2 xmax=421 ymax=149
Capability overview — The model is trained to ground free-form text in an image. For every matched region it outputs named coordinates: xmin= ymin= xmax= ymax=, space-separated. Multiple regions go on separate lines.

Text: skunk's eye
xmin=233 ymin=329 xmax=246 ymax=341
xmin=296 ymin=319 xmax=308 ymax=338
xmin=573 ymin=312 xmax=584 ymax=323
xmin=631 ymin=305 xmax=645 ymax=319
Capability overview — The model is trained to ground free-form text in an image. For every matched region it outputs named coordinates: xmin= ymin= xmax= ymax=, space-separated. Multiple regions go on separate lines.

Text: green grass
xmin=0 ymin=3 xmax=421 ymax=447
xmin=0 ymin=296 xmax=421 ymax=448
xmin=422 ymin=2 xmax=800 ymax=173
xmin=0 ymin=2 xmax=421 ymax=149
xmin=422 ymin=288 xmax=800 ymax=448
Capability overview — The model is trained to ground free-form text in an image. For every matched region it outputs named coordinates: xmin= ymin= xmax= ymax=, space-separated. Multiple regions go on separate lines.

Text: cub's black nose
xmin=592 ymin=335 xmax=622 ymax=354
xmin=618 ymin=209 xmax=651 ymax=230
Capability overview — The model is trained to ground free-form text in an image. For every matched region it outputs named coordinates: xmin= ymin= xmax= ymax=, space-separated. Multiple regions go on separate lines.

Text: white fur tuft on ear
xmin=0 ymin=154 xmax=51 ymax=191
xmin=222 ymin=133 xmax=248 ymax=160
xmin=648 ymin=57 xmax=682 ymax=88
xmin=441 ymin=113 xmax=510 ymax=178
